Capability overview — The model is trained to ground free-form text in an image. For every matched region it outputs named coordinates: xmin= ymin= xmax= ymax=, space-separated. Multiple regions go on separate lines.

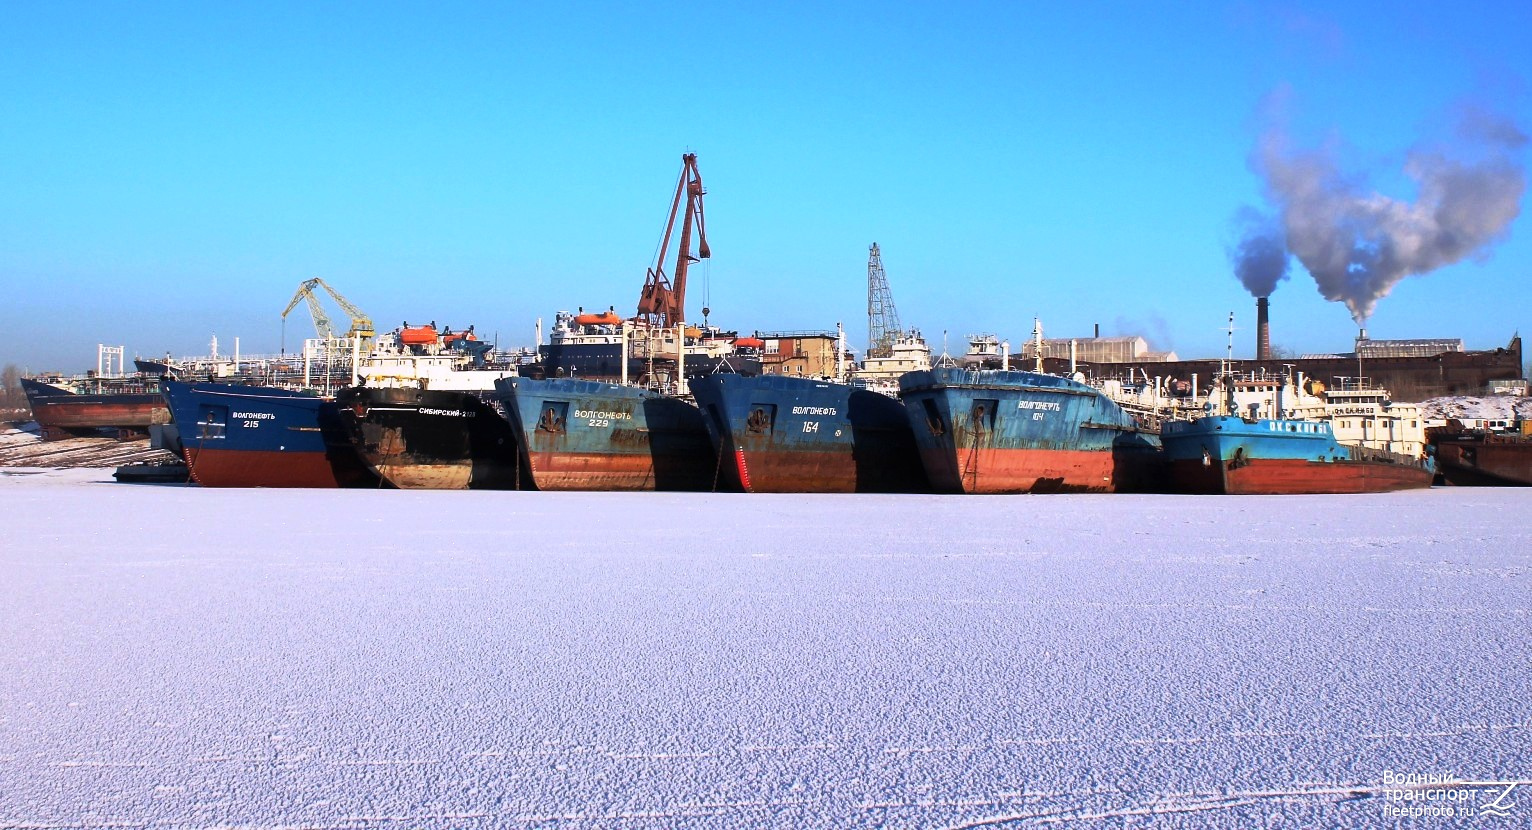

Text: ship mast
xmin=636 ymin=153 xmax=710 ymax=328
xmin=1222 ymin=311 xmax=1236 ymax=416
xmin=1032 ymin=318 xmax=1044 ymax=373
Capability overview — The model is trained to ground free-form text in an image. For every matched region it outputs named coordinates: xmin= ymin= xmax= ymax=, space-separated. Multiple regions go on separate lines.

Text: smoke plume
xmin=1230 ymin=206 xmax=1291 ymax=297
xmin=1248 ymin=101 xmax=1526 ymax=323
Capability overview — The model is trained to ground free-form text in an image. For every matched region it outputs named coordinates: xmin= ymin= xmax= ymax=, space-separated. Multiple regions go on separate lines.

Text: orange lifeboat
xmin=573 ymin=310 xmax=623 ymax=327
xmin=399 ymin=325 xmax=439 ymax=346
xmin=734 ymin=336 xmax=765 ymax=349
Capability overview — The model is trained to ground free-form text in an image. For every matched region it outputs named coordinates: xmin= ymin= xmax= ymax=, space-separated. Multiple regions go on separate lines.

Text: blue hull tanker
xmin=162 ymin=380 xmax=377 ymax=488
xmin=897 ymin=368 xmax=1160 ymax=494
xmin=1161 ymin=416 xmax=1433 ymax=494
xmin=689 ymin=374 xmax=929 ymax=493
xmin=496 ymin=377 xmax=728 ymax=491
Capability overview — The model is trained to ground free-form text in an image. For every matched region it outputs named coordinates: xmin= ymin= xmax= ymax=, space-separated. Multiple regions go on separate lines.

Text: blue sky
xmin=3 ymin=1 xmax=1529 ymax=371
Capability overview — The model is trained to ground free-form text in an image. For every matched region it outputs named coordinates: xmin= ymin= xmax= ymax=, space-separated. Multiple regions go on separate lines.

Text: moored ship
xmin=1429 ymin=422 xmax=1532 ymax=486
xmin=337 ymin=324 xmax=526 ymax=490
xmin=338 ymin=385 xmax=527 ymax=490
xmin=690 ymin=374 xmax=928 ymax=493
xmin=530 ymin=309 xmax=763 ymax=383
xmin=1160 ymin=415 xmax=1433 ymax=494
xmin=497 ymin=377 xmax=724 ymax=491
xmin=1101 ymin=370 xmax=1432 ymax=457
xmin=1153 ymin=328 xmax=1433 ymax=495
xmin=852 ymin=331 xmax=931 ymax=395
xmin=162 ymin=380 xmax=378 ymax=488
xmin=897 ymin=367 xmax=1160 ymax=494
xmin=21 ymin=376 xmax=170 ymax=441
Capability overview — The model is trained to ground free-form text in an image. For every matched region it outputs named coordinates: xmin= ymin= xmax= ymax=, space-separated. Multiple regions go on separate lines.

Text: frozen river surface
xmin=2 ymin=469 xmax=1529 ymax=828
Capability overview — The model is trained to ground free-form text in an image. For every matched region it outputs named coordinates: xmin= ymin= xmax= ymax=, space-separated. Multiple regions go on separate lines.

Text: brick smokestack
xmin=1256 ymin=296 xmax=1271 ymax=361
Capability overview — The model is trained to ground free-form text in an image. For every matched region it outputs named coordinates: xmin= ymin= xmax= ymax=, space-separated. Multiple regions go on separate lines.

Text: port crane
xmin=635 ymin=153 xmax=710 ymax=328
xmin=280 ymin=278 xmax=375 ymax=353
xmin=867 ymin=242 xmax=908 ymax=358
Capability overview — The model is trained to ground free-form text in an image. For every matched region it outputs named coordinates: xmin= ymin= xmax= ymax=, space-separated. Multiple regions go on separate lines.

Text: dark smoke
xmin=1230 ymin=206 xmax=1291 ymax=297
xmin=1249 ymin=101 xmax=1527 ymax=323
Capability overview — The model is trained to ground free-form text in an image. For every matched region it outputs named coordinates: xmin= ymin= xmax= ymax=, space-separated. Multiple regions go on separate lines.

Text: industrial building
xmin=1022 ymin=335 xmax=1179 ymax=364
xmin=1022 ymin=298 xmax=1525 ymax=401
xmin=758 ymin=331 xmax=843 ymax=378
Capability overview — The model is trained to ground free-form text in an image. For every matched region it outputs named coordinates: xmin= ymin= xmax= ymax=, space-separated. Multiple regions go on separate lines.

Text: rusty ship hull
xmin=1165 ymin=457 xmax=1434 ymax=494
xmin=21 ymin=377 xmax=170 ymax=441
xmin=336 ymin=386 xmax=528 ymax=490
xmin=496 ymin=377 xmax=723 ymax=491
xmin=690 ymin=374 xmax=928 ymax=494
xmin=913 ymin=445 xmax=1138 ymax=495
xmin=1162 ymin=416 xmax=1433 ymax=495
xmin=1431 ymin=434 xmax=1532 ymax=486
xmin=898 ymin=368 xmax=1160 ymax=494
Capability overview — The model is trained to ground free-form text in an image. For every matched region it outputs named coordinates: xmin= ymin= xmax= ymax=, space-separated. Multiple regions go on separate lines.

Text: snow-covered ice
xmin=2 ymin=469 xmax=1529 ymax=827
xmin=0 ymin=422 xmax=174 ymax=469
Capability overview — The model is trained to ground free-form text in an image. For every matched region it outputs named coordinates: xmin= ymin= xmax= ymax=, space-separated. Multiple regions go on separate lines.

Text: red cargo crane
xmin=635 ymin=153 xmax=709 ymax=328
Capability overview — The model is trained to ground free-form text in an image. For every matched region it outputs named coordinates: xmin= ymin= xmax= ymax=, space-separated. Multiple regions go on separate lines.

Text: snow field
xmin=2 ymin=470 xmax=1528 ymax=827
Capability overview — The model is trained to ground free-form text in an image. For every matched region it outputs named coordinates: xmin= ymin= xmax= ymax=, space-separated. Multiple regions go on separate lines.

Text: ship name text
xmin=574 ymin=410 xmax=633 ymax=421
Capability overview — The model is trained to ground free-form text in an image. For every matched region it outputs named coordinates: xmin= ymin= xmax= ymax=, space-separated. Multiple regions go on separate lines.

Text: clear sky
xmin=3 ymin=1 xmax=1529 ymax=372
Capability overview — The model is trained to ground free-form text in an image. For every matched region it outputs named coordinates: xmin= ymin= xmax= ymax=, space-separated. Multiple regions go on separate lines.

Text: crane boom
xmin=282 ymin=279 xmax=336 ymax=340
xmin=280 ymin=278 xmax=374 ymax=343
xmin=312 ymin=278 xmax=375 ymax=340
xmin=636 ymin=153 xmax=709 ymax=328
xmin=867 ymin=243 xmax=906 ymax=358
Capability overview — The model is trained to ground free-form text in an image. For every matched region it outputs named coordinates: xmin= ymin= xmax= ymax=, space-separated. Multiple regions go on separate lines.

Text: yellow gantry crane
xmin=280 ymin=278 xmax=375 ymax=352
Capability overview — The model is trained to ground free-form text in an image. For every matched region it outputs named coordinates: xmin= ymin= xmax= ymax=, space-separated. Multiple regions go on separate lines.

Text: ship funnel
xmin=1256 ymin=296 xmax=1271 ymax=361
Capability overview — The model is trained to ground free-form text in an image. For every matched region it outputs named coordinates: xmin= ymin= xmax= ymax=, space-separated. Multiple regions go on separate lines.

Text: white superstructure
xmin=1100 ymin=371 xmax=1427 ymax=458
xmin=357 ymin=329 xmax=517 ymax=392
xmin=854 ymin=332 xmax=931 ymax=386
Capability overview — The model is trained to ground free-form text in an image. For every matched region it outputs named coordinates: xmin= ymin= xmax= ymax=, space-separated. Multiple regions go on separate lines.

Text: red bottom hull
xmin=924 ymin=446 xmax=1119 ymax=494
xmin=183 ymin=447 xmax=376 ymax=488
xmin=1433 ymin=441 xmax=1532 ymax=486
xmin=730 ymin=444 xmax=929 ymax=494
xmin=734 ymin=447 xmax=857 ymax=494
xmin=31 ymin=399 xmax=170 ymax=439
xmin=527 ymin=450 xmax=720 ymax=491
xmin=1168 ymin=457 xmax=1433 ymax=495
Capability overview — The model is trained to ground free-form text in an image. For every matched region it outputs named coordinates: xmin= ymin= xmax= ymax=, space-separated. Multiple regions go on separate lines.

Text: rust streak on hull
xmin=30 ymin=399 xmax=170 ymax=439
xmin=1168 ymin=457 xmax=1433 ymax=495
xmin=731 ymin=446 xmax=860 ymax=494
xmin=371 ymin=462 xmax=474 ymax=490
xmin=525 ymin=450 xmax=665 ymax=491
xmin=1433 ymin=440 xmax=1532 ymax=487
xmin=924 ymin=446 xmax=1120 ymax=494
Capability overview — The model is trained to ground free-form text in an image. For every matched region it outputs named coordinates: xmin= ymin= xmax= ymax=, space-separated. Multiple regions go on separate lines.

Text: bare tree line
xmin=2 ymin=364 xmax=29 ymax=419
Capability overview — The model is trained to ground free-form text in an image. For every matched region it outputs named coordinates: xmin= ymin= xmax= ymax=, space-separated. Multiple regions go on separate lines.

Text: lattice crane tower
xmin=867 ymin=243 xmax=905 ymax=359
